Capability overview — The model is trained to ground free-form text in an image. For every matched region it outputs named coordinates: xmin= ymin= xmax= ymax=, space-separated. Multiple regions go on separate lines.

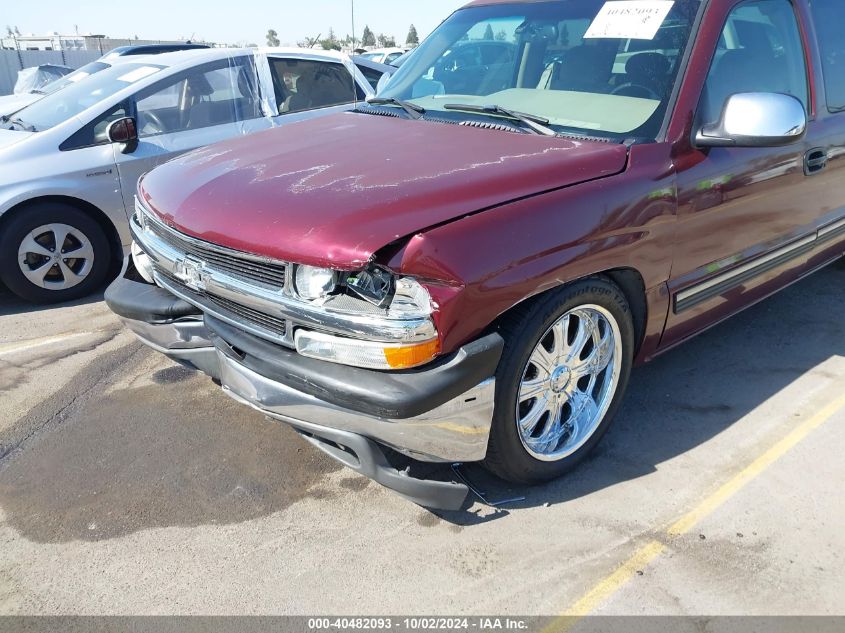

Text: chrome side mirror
xmin=695 ymin=92 xmax=807 ymax=148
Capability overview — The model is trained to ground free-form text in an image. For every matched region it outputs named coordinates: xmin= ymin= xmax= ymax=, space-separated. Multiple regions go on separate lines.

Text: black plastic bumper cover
xmin=105 ymin=275 xmax=199 ymax=323
xmin=206 ymin=315 xmax=504 ymax=420
xmin=287 ymin=418 xmax=468 ymax=510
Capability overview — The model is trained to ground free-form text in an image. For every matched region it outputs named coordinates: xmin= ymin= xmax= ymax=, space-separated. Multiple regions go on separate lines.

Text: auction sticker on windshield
xmin=585 ymin=0 xmax=675 ymax=40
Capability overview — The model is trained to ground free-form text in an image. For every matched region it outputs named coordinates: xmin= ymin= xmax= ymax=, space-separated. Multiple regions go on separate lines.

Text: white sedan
xmin=0 ymin=47 xmax=374 ymax=303
xmin=357 ymin=48 xmax=407 ymax=65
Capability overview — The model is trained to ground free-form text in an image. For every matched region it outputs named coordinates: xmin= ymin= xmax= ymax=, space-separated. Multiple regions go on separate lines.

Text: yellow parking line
xmin=545 ymin=391 xmax=845 ymax=632
xmin=668 ymin=393 xmax=845 ymax=536
xmin=0 ymin=332 xmax=89 ymax=356
xmin=561 ymin=540 xmax=666 ymax=620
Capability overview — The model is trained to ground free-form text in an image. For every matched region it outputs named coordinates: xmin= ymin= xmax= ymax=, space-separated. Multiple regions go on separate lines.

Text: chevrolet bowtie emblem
xmin=175 ymin=256 xmax=207 ymax=292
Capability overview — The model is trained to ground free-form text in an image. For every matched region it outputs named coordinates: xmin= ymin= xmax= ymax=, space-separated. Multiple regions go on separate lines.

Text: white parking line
xmin=0 ymin=332 xmax=91 ymax=357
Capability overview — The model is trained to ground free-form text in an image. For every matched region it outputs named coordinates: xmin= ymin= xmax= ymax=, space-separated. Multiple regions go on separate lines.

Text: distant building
xmin=1 ymin=33 xmax=209 ymax=53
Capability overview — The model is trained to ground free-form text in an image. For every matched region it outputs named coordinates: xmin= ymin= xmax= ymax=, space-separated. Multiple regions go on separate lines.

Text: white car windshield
xmin=5 ymin=63 xmax=164 ymax=133
xmin=378 ymin=0 xmax=702 ymax=140
xmin=34 ymin=61 xmax=112 ymax=96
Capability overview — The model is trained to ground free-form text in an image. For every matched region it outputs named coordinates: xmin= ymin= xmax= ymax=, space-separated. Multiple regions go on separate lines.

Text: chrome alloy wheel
xmin=17 ymin=223 xmax=95 ymax=290
xmin=516 ymin=304 xmax=623 ymax=461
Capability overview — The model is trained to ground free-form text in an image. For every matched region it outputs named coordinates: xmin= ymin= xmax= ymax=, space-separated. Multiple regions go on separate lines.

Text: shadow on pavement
xmin=0 ymin=264 xmax=843 ymax=539
xmin=434 ymin=263 xmax=845 ymax=524
xmin=0 ymin=285 xmax=105 ymax=317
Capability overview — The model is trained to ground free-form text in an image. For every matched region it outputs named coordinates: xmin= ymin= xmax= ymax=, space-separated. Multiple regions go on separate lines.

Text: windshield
xmin=379 ymin=0 xmax=702 ymax=140
xmin=6 ymin=63 xmax=164 ymax=133
xmin=37 ymin=61 xmax=111 ymax=96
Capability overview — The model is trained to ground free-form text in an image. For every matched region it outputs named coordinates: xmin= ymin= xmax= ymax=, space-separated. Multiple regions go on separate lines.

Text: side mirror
xmin=695 ymin=93 xmax=807 ymax=148
xmin=375 ymin=70 xmax=395 ymax=95
xmin=106 ymin=117 xmax=138 ymax=153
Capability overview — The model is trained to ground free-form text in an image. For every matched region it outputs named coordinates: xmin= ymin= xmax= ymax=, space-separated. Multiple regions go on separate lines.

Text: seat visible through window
xmin=699 ymin=0 xmax=808 ymax=125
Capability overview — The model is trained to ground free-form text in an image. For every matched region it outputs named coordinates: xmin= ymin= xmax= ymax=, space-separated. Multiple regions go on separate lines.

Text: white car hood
xmin=0 ymin=93 xmax=40 ymax=118
xmin=0 ymin=128 xmax=35 ymax=150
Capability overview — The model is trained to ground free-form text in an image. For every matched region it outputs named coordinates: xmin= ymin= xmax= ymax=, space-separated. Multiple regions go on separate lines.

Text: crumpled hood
xmin=141 ymin=112 xmax=628 ymax=269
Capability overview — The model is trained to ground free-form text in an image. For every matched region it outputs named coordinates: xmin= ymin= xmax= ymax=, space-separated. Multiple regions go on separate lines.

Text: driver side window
xmin=699 ymin=0 xmax=808 ymax=125
xmin=134 ymin=58 xmax=261 ymax=138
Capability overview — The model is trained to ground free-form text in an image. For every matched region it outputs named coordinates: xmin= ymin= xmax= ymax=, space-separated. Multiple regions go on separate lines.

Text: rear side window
xmin=810 ymin=0 xmax=845 ymax=112
xmin=268 ymin=59 xmax=359 ymax=115
xmin=699 ymin=0 xmax=808 ymax=125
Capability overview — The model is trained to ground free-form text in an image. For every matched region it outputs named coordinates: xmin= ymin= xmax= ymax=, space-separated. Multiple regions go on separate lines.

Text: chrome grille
xmin=147 ymin=219 xmax=287 ymax=290
xmin=156 ymin=269 xmax=288 ymax=342
xmin=204 ymin=294 xmax=287 ymax=338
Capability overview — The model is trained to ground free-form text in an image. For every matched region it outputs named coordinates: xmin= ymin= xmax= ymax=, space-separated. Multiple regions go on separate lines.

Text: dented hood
xmin=141 ymin=112 xmax=628 ymax=269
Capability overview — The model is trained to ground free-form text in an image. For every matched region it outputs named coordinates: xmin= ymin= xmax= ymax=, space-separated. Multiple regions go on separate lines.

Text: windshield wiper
xmin=443 ymin=103 xmax=557 ymax=136
xmin=365 ymin=97 xmax=425 ymax=120
xmin=9 ymin=117 xmax=36 ymax=132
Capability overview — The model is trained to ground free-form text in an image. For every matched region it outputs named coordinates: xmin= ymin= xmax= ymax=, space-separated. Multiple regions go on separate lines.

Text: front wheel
xmin=483 ymin=277 xmax=634 ymax=484
xmin=0 ymin=203 xmax=112 ymax=304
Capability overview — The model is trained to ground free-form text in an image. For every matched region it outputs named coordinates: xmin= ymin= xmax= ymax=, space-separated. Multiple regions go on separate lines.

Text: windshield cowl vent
xmin=457 ymin=120 xmax=525 ymax=134
xmin=353 ymin=107 xmax=402 ymax=118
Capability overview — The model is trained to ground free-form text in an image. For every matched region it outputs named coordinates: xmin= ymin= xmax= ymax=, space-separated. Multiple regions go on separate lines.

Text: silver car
xmin=0 ymin=47 xmax=374 ymax=303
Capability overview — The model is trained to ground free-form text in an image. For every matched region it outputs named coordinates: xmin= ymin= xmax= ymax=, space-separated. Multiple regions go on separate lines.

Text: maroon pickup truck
xmin=106 ymin=0 xmax=845 ymax=509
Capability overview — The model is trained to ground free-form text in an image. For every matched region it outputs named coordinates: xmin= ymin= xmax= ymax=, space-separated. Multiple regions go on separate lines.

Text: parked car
xmin=357 ymin=47 xmax=406 ymax=65
xmin=389 ymin=49 xmax=416 ymax=68
xmin=99 ymin=43 xmax=210 ymax=61
xmin=107 ymin=0 xmax=845 ymax=510
xmin=352 ymin=56 xmax=397 ymax=90
xmin=0 ymin=47 xmax=374 ymax=302
xmin=0 ymin=43 xmax=212 ymax=117
xmin=12 ymin=64 xmax=73 ymax=95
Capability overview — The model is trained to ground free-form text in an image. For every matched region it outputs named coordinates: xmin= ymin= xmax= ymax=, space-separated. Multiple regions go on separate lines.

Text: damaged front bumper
xmin=106 ymin=274 xmax=503 ymax=510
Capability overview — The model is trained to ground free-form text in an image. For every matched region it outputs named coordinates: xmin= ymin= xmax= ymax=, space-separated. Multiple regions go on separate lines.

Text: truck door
xmin=803 ymin=0 xmax=845 ymax=268
xmin=662 ymin=0 xmax=818 ymax=345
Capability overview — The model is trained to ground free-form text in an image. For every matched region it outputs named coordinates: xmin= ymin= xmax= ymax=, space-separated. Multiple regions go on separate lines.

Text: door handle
xmin=804 ymin=148 xmax=829 ymax=176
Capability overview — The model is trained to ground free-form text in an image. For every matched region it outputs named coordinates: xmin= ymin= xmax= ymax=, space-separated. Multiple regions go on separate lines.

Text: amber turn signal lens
xmin=383 ymin=339 xmax=441 ymax=369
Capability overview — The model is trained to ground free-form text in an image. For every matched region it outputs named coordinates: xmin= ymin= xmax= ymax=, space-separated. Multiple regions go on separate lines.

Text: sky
xmin=5 ymin=0 xmax=468 ymax=46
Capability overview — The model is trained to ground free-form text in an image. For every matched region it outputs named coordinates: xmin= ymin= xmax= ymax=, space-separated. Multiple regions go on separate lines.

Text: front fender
xmin=386 ymin=144 xmax=678 ymax=354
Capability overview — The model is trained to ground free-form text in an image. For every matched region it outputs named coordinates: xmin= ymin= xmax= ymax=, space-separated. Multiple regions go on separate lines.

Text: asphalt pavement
xmin=0 ymin=264 xmax=843 ymax=617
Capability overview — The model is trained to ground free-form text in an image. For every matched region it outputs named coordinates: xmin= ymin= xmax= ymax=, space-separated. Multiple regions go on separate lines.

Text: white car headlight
xmin=131 ymin=241 xmax=155 ymax=284
xmin=294 ymin=265 xmax=337 ymax=301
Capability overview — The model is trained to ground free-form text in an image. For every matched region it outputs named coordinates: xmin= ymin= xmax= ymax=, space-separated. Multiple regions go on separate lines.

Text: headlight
xmin=346 ymin=266 xmax=394 ymax=307
xmin=292 ymin=264 xmax=440 ymax=369
xmin=294 ymin=265 xmax=337 ymax=301
xmin=345 ymin=267 xmax=433 ymax=318
xmin=131 ymin=241 xmax=155 ymax=284
xmin=389 ymin=277 xmax=434 ymax=318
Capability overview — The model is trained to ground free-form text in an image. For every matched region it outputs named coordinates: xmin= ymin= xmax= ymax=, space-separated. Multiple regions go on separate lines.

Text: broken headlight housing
xmin=294 ymin=265 xmax=440 ymax=369
xmin=343 ymin=266 xmax=433 ymax=319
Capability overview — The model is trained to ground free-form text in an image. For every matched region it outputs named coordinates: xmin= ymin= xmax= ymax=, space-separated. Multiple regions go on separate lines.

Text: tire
xmin=0 ymin=203 xmax=112 ymax=304
xmin=483 ymin=277 xmax=635 ymax=484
